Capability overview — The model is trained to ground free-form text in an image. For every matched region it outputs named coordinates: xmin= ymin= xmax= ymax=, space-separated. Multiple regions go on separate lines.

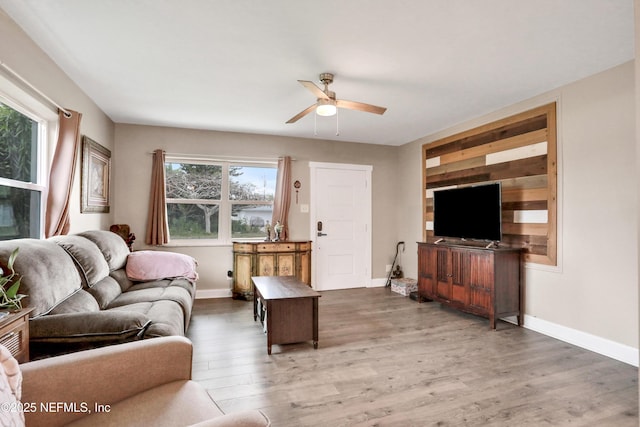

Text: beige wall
xmin=113 ymin=125 xmax=400 ymax=292
xmin=399 ymin=61 xmax=638 ymax=352
xmin=0 ymin=10 xmax=115 ymax=233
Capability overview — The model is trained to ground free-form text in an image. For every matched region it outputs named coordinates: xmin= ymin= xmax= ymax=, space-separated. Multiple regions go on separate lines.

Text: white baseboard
xmin=369 ymin=278 xmax=388 ymax=288
xmin=523 ymin=314 xmax=638 ymax=367
xmin=195 ymin=288 xmax=232 ymax=299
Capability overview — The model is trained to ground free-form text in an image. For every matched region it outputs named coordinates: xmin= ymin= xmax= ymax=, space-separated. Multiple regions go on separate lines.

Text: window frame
xmin=164 ymin=156 xmax=277 ymax=246
xmin=0 ymin=74 xmax=56 ymax=240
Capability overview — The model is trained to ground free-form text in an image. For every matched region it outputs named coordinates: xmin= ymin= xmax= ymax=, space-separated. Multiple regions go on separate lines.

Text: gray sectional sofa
xmin=0 ymin=230 xmax=196 ymax=359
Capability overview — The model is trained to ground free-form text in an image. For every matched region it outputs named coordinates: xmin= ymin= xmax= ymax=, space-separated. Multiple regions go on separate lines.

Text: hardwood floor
xmin=187 ymin=287 xmax=638 ymax=426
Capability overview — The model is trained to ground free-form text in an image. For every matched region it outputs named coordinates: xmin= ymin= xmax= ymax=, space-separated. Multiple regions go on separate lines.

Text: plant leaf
xmin=7 ymin=248 xmax=19 ymax=272
xmin=6 ymin=280 xmax=20 ymax=298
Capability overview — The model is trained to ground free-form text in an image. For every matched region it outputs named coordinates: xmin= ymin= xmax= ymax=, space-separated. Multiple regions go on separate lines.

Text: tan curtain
xmin=145 ymin=149 xmax=169 ymax=245
xmin=45 ymin=109 xmax=82 ymax=237
xmin=271 ymin=156 xmax=292 ymax=240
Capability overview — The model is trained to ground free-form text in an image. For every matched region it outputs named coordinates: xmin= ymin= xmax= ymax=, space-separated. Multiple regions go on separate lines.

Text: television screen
xmin=433 ymin=182 xmax=502 ymax=241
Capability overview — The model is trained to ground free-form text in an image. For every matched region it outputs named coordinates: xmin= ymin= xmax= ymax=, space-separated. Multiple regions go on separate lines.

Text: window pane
xmin=167 ymin=202 xmax=219 ymax=239
xmin=0 ymin=103 xmax=38 ymax=183
xmin=0 ymin=185 xmax=40 ymax=240
xmin=165 ymin=162 xmax=221 ymax=200
xmin=229 ymin=166 xmax=276 ymax=201
xmin=232 ymin=203 xmax=273 ymax=239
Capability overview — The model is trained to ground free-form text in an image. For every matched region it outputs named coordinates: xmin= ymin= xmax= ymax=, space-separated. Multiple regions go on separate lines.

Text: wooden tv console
xmin=417 ymin=242 xmax=522 ymax=329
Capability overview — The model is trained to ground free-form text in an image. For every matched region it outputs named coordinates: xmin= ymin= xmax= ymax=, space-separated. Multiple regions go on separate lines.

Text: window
xmin=165 ymin=159 xmax=276 ymax=243
xmin=0 ymin=101 xmax=46 ymax=240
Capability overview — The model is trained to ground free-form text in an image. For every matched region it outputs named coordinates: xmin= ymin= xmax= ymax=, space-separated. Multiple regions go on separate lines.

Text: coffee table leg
xmin=252 ymin=280 xmax=257 ymax=321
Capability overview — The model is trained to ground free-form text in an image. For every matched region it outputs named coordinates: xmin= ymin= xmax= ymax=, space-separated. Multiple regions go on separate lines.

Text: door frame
xmin=308 ymin=161 xmax=372 ymax=290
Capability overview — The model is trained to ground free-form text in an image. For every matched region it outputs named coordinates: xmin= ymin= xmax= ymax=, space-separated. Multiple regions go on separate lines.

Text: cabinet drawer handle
xmin=0 ymin=331 xmax=15 ymax=342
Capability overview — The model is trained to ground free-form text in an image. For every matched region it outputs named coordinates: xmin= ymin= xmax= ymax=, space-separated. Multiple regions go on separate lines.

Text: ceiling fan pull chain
xmin=336 ymin=108 xmax=340 ymax=136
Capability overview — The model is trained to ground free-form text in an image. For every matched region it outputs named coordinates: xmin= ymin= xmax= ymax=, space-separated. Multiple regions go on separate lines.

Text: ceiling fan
xmin=286 ymin=73 xmax=387 ymax=124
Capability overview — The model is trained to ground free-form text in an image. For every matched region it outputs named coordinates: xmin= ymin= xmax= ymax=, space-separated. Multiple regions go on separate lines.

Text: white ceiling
xmin=0 ymin=0 xmax=634 ymax=146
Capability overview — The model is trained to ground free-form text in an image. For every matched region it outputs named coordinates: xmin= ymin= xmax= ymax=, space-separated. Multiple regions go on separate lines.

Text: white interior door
xmin=309 ymin=162 xmax=371 ymax=291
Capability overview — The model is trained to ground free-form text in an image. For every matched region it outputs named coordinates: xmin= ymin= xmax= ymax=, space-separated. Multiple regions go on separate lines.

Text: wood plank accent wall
xmin=422 ymin=103 xmax=557 ymax=265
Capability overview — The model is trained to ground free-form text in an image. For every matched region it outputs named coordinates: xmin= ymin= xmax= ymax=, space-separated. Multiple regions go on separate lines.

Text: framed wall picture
xmin=81 ymin=136 xmax=111 ymax=213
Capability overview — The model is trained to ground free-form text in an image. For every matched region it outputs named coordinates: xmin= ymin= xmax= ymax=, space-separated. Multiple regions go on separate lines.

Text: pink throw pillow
xmin=126 ymin=251 xmax=198 ymax=282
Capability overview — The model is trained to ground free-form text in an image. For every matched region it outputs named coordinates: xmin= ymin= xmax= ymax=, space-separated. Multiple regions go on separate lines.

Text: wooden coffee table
xmin=252 ymin=276 xmax=320 ymax=355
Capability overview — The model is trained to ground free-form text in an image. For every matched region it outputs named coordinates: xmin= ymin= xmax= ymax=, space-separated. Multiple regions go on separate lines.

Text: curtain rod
xmin=0 ymin=61 xmax=72 ymax=117
xmin=148 ymin=152 xmax=295 ymax=162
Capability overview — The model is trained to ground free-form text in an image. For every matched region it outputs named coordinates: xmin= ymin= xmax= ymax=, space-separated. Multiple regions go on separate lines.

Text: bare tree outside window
xmin=165 ymin=161 xmax=276 ymax=241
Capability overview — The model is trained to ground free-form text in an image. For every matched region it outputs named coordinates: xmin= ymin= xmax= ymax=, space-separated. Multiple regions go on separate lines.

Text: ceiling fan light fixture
xmin=316 ymin=98 xmax=337 ymax=117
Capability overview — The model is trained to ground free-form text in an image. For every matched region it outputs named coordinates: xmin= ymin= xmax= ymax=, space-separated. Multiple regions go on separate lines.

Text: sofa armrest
xmin=22 ymin=336 xmax=193 ymax=427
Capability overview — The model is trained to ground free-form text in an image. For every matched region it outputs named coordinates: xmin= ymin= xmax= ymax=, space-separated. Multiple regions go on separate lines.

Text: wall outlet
xmin=385 ymin=264 xmax=392 ymax=272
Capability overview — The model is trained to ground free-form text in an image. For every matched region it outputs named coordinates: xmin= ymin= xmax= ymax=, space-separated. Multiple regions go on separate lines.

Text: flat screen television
xmin=433 ymin=182 xmax=502 ymax=242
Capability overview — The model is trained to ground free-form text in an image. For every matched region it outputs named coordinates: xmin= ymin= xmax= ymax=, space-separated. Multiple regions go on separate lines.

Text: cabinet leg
xmin=313 ymin=340 xmax=318 ymax=349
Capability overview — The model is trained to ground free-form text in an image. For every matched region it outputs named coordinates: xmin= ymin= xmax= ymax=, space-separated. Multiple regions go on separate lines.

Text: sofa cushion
xmin=109 ymin=269 xmax=134 ymax=292
xmin=126 ymin=250 xmax=199 ymax=282
xmin=78 ymin=230 xmax=130 ymax=271
xmin=108 ymin=286 xmax=193 ymax=329
xmin=127 ymin=277 xmax=196 ymax=299
xmin=64 ymin=380 xmax=224 ymax=427
xmin=109 ymin=301 xmax=185 ymax=337
xmin=50 ymin=235 xmax=110 ymax=287
xmin=29 ymin=311 xmax=151 ymax=344
xmin=0 ymin=239 xmax=82 ymax=317
xmin=48 ymin=290 xmax=100 ymax=314
xmin=87 ymin=276 xmax=125 ymax=310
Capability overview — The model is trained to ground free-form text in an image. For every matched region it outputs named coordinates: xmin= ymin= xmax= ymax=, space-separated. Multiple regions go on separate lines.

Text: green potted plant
xmin=0 ymin=248 xmax=26 ymax=311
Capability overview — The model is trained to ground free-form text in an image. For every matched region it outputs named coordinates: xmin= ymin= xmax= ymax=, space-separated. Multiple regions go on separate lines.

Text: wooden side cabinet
xmin=0 ymin=307 xmax=34 ymax=363
xmin=418 ymin=243 xmax=521 ymax=329
xmin=232 ymin=241 xmax=311 ymax=299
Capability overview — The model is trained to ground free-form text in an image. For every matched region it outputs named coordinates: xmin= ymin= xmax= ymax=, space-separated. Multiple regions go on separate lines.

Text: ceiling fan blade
xmin=299 ymin=80 xmax=330 ymax=100
xmin=336 ymin=99 xmax=387 ymax=115
xmin=286 ymin=104 xmax=317 ymax=124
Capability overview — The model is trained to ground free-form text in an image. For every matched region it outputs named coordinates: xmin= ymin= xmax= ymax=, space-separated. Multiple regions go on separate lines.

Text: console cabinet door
xmin=433 ymin=247 xmax=468 ymax=304
xmin=435 ymin=247 xmax=452 ymax=300
xmin=467 ymin=250 xmax=493 ymax=314
xmin=234 ymin=253 xmax=254 ymax=294
xmin=417 ymin=244 xmax=436 ymax=299
xmin=276 ymin=253 xmax=295 ymax=276
xmin=449 ymin=248 xmax=467 ymax=305
xmin=257 ymin=253 xmax=277 ymax=276
xmin=297 ymin=252 xmax=311 ymax=286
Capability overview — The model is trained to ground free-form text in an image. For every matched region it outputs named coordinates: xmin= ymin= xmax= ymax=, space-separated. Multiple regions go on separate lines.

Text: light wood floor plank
xmin=187 ymin=287 xmax=638 ymax=426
